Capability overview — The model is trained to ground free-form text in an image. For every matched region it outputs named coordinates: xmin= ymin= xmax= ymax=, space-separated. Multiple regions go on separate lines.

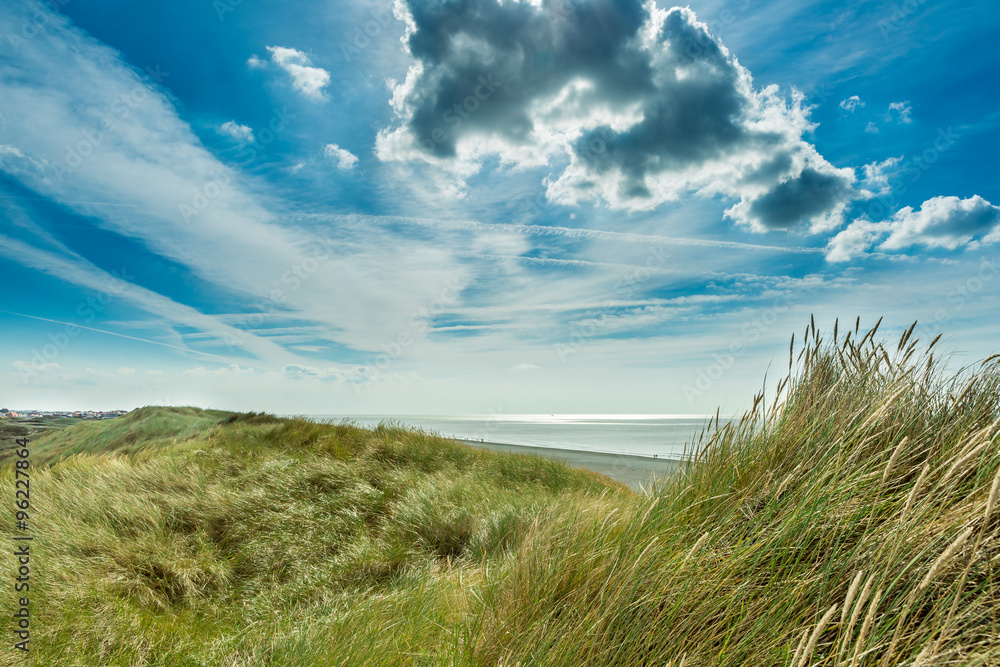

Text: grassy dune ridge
xmin=2 ymin=320 xmax=999 ymax=665
xmin=1 ymin=407 xmax=625 ymax=666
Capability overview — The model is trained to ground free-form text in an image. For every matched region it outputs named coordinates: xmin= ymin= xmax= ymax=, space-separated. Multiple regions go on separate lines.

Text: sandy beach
xmin=459 ymin=439 xmax=683 ymax=492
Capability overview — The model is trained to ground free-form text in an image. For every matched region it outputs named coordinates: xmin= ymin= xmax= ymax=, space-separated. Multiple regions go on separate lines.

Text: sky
xmin=0 ymin=0 xmax=998 ymax=415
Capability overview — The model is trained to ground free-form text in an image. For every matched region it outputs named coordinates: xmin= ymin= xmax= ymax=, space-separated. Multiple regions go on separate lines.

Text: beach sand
xmin=459 ymin=439 xmax=683 ymax=492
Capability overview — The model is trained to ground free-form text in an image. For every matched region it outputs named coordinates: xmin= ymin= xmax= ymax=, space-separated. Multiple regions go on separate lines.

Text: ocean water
xmin=306 ymin=414 xmax=730 ymax=459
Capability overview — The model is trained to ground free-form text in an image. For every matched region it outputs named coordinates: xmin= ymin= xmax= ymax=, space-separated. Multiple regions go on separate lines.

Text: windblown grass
xmin=0 ymin=410 xmax=623 ymax=666
xmin=1 ymin=319 xmax=997 ymax=666
xmin=5 ymin=406 xmax=231 ymax=466
xmin=469 ymin=319 xmax=1000 ymax=666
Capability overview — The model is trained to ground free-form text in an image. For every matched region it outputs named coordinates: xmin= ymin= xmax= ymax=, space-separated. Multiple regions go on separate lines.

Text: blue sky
xmin=1 ymin=0 xmax=998 ymax=415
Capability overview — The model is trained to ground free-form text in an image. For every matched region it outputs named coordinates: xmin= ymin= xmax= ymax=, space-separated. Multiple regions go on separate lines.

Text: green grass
xmin=1 ymin=319 xmax=998 ymax=665
xmin=0 ymin=408 xmax=624 ymax=666
xmin=1 ymin=406 xmax=231 ymax=466
xmin=0 ymin=415 xmax=82 ymax=458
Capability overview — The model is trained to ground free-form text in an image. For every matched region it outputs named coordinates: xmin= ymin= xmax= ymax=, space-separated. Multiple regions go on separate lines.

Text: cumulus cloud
xmin=825 ymin=219 xmax=885 ymax=263
xmin=859 ymin=157 xmax=902 ymax=197
xmin=839 ymin=95 xmax=864 ymax=112
xmin=323 ymin=143 xmax=359 ymax=169
xmin=218 ymin=120 xmax=254 ymax=144
xmin=826 ymin=195 xmax=1000 ymax=261
xmin=727 ymin=167 xmax=855 ymax=232
xmin=888 ymin=101 xmax=912 ymax=124
xmin=265 ymin=46 xmax=330 ymax=99
xmin=377 ymin=0 xmax=857 ymax=232
xmin=865 ymin=122 xmax=880 ymax=134
xmin=246 ymin=54 xmax=265 ymax=69
xmin=881 ymin=196 xmax=1000 ymax=250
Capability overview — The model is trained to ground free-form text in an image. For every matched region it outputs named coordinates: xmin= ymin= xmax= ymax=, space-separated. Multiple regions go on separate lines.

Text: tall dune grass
xmin=468 ymin=319 xmax=1000 ymax=665
xmin=0 ymin=411 xmax=623 ymax=666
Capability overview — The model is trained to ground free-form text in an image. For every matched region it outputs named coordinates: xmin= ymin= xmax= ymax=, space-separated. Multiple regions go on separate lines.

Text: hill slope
xmin=4 ymin=405 xmax=231 ymax=466
xmin=0 ymin=407 xmax=626 ymax=666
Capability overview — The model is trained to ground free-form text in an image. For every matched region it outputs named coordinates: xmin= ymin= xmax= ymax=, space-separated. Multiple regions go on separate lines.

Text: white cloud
xmin=865 ymin=121 xmax=880 ymax=134
xmin=881 ymin=195 xmax=1000 ymax=250
xmin=513 ymin=363 xmax=539 ymax=371
xmin=825 ymin=219 xmax=884 ymax=262
xmin=246 ymin=54 xmax=265 ymax=69
xmin=218 ymin=120 xmax=254 ymax=144
xmin=826 ymin=195 xmax=1000 ymax=261
xmin=859 ymin=157 xmax=902 ymax=197
xmin=291 ymin=345 xmax=326 ymax=352
xmin=0 ymin=144 xmax=25 ymax=160
xmin=839 ymin=95 xmax=864 ymax=113
xmin=281 ymin=363 xmax=321 ymax=379
xmin=0 ymin=4 xmax=384 ymax=366
xmin=888 ymin=101 xmax=912 ymax=124
xmin=323 ymin=143 xmax=359 ymax=170
xmin=0 ymin=143 xmax=44 ymax=177
xmin=265 ymin=46 xmax=330 ymax=100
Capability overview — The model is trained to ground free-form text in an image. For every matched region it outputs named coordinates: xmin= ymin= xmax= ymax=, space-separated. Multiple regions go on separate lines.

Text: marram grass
xmin=2 ymin=320 xmax=999 ymax=665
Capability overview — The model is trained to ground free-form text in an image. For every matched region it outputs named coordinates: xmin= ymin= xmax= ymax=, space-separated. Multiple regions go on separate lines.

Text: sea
xmin=305 ymin=414 xmax=729 ymax=460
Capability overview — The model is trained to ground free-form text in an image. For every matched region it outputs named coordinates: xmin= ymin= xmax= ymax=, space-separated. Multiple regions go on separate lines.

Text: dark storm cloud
xmin=745 ymin=168 xmax=856 ymax=230
xmin=378 ymin=0 xmax=858 ymax=232
xmin=395 ymin=0 xmax=653 ymax=157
